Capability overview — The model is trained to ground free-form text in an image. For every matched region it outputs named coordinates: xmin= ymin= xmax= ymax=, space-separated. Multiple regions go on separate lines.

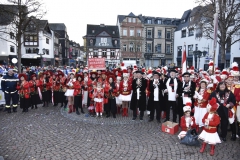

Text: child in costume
xmin=93 ymin=79 xmax=104 ymax=117
xmin=199 ymin=97 xmax=221 ymax=156
xmin=178 ymin=99 xmax=196 ymax=139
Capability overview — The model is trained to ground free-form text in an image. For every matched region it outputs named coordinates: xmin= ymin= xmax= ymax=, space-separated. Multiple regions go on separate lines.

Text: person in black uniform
xmin=147 ymin=71 xmax=162 ymax=123
xmin=130 ymin=70 xmax=147 ymax=121
xmin=178 ymin=72 xmax=196 ymax=125
xmin=1 ymin=69 xmax=19 ymax=113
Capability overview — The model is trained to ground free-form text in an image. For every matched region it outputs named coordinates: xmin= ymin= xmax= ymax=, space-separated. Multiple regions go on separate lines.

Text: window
xmin=188 ymin=28 xmax=194 ymax=36
xmin=10 ymin=46 xmax=14 ymax=52
xmin=92 ymin=30 xmax=95 ymax=33
xmin=128 ymin=18 xmax=132 ymax=22
xmin=24 ymin=35 xmax=38 ymax=46
xmin=10 ymin=32 xmax=14 ymax=39
xmin=226 ymin=37 xmax=231 ymax=53
xmin=94 ymin=50 xmax=99 ymax=57
xmin=123 ymin=29 xmax=127 ymax=36
xmin=195 ymin=27 xmax=202 ymax=38
xmin=123 ymin=44 xmax=127 ymax=51
xmin=132 ymin=18 xmax=136 ymax=23
xmin=102 ymin=50 xmax=107 ymax=57
xmin=166 ymin=31 xmax=171 ymax=39
xmin=166 ymin=44 xmax=170 ymax=53
xmin=188 ymin=45 xmax=193 ymax=56
xmin=195 ymin=44 xmax=198 ymax=51
xmin=177 ymin=46 xmax=182 ymax=57
xmin=147 ymin=19 xmax=151 ymax=24
xmin=137 ymin=30 xmax=141 ymax=37
xmin=46 ymin=49 xmax=49 ymax=55
xmin=110 ymin=50 xmax=115 ymax=57
xmin=156 ymin=44 xmax=161 ymax=53
xmin=157 ymin=20 xmax=162 ymax=24
xmin=46 ymin=38 xmax=49 ymax=44
xmin=115 ymin=40 xmax=117 ymax=45
xmin=147 ymin=43 xmax=152 ymax=53
xmin=113 ymin=31 xmax=115 ymax=34
xmin=182 ymin=30 xmax=186 ymax=38
xmin=130 ymin=29 xmax=134 ymax=36
xmin=137 ymin=45 xmax=141 ymax=52
xmin=158 ymin=30 xmax=162 ymax=38
xmin=147 ymin=30 xmax=152 ymax=38
xmin=129 ymin=43 xmax=134 ymax=52
xmin=226 ymin=60 xmax=230 ymax=68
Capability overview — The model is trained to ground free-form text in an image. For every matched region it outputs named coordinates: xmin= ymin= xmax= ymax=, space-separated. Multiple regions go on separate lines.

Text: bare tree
xmin=192 ymin=0 xmax=240 ymax=64
xmin=127 ymin=35 xmax=144 ymax=66
xmin=0 ymin=0 xmax=46 ymax=72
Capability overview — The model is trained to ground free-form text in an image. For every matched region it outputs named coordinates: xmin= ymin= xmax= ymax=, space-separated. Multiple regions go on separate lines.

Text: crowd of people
xmin=0 ymin=60 xmax=240 ymax=156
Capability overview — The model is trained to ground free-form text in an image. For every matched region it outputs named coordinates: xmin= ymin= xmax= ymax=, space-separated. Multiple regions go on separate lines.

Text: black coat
xmin=130 ymin=78 xmax=147 ymax=111
xmin=147 ymin=79 xmax=162 ymax=111
xmin=209 ymin=91 xmax=236 ymax=118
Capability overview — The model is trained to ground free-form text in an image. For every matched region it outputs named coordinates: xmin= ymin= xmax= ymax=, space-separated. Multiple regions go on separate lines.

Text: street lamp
xmin=37 ymin=48 xmax=46 ymax=67
xmin=193 ymin=50 xmax=207 ymax=69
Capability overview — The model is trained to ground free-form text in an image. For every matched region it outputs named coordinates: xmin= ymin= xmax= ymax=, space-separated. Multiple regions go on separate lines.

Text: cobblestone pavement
xmin=0 ymin=105 xmax=240 ymax=160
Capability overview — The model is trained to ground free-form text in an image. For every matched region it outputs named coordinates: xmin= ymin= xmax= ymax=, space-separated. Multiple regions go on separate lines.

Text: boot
xmin=122 ymin=108 xmax=125 ymax=117
xmin=26 ymin=108 xmax=28 ymax=112
xmin=80 ymin=107 xmax=85 ymax=114
xmin=200 ymin=142 xmax=207 ymax=153
xmin=7 ymin=108 xmax=11 ymax=113
xmin=72 ymin=105 xmax=76 ymax=112
xmin=237 ymin=123 xmax=240 ymax=137
xmin=61 ymin=103 xmax=64 ymax=107
xmin=46 ymin=102 xmax=49 ymax=107
xmin=31 ymin=105 xmax=34 ymax=109
xmin=117 ymin=106 xmax=121 ymax=114
xmin=42 ymin=102 xmax=45 ymax=107
xmin=13 ymin=107 xmax=17 ymax=112
xmin=68 ymin=105 xmax=73 ymax=113
xmin=231 ymin=134 xmax=236 ymax=141
xmin=162 ymin=111 xmax=166 ymax=119
xmin=125 ymin=108 xmax=128 ymax=117
xmin=76 ymin=110 xmax=80 ymax=115
xmin=210 ymin=145 xmax=215 ymax=156
xmin=35 ymin=105 xmax=38 ymax=109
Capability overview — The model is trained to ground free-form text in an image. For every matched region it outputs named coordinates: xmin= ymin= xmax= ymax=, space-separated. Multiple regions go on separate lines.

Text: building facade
xmin=49 ymin=23 xmax=69 ymax=65
xmin=21 ymin=18 xmax=54 ymax=66
xmin=69 ymin=40 xmax=81 ymax=67
xmin=83 ymin=24 xmax=120 ymax=67
xmin=140 ymin=15 xmax=180 ymax=67
xmin=117 ymin=13 xmax=144 ymax=66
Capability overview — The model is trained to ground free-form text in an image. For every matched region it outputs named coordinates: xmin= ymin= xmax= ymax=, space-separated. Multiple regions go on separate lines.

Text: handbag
xmin=180 ymin=129 xmax=200 ymax=146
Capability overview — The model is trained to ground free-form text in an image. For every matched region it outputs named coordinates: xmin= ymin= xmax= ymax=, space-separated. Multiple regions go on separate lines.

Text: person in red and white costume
xmin=193 ymin=79 xmax=211 ymax=132
xmin=220 ymin=69 xmax=229 ymax=82
xmin=119 ymin=63 xmax=132 ymax=117
xmin=82 ymin=67 xmax=89 ymax=107
xmin=115 ymin=73 xmax=122 ymax=114
xmin=199 ymin=97 xmax=221 ymax=156
xmin=93 ymin=79 xmax=104 ymax=117
xmin=178 ymin=99 xmax=196 ymax=139
xmin=64 ymin=70 xmax=76 ymax=113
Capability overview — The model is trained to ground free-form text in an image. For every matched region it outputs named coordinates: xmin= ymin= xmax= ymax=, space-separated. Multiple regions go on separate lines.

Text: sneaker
xmin=132 ymin=117 xmax=137 ymax=121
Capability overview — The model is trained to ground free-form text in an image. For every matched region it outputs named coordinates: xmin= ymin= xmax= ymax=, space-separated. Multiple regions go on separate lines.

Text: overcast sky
xmin=3 ymin=0 xmax=197 ymax=45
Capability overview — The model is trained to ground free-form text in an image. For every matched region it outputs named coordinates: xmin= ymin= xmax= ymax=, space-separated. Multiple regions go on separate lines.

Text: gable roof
xmin=86 ymin=24 xmax=119 ymax=38
xmin=128 ymin=12 xmax=135 ymax=17
xmin=49 ymin=23 xmax=66 ymax=31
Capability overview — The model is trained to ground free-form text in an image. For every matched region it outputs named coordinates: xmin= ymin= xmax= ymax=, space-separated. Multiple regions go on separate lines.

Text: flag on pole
xmin=182 ymin=44 xmax=187 ymax=73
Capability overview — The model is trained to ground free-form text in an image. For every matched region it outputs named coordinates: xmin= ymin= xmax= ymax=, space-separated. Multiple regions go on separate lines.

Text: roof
xmin=85 ymin=24 xmax=119 ymax=38
xmin=0 ymin=5 xmax=19 ymax=25
xmin=49 ymin=23 xmax=66 ymax=31
xmin=117 ymin=12 xmax=144 ymax=23
xmin=128 ymin=12 xmax=135 ymax=17
xmin=176 ymin=9 xmax=192 ymax=31
xmin=181 ymin=9 xmax=191 ymax=20
xmin=140 ymin=15 xmax=180 ymax=25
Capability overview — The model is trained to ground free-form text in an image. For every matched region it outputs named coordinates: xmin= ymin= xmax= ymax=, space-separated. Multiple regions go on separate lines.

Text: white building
xmin=21 ymin=18 xmax=54 ymax=66
xmin=174 ymin=6 xmax=240 ymax=70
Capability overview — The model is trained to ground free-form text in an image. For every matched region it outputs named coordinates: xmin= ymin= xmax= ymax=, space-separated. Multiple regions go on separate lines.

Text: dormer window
xmin=181 ymin=19 xmax=185 ymax=23
xmin=113 ymin=31 xmax=115 ymax=34
xmin=157 ymin=20 xmax=162 ymax=24
xmin=147 ymin=19 xmax=152 ymax=24
xmin=92 ymin=30 xmax=95 ymax=33
xmin=115 ymin=40 xmax=117 ymax=45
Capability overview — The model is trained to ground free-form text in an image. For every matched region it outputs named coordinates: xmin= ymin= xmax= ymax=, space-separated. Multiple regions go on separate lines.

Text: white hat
xmin=183 ymin=99 xmax=192 ymax=112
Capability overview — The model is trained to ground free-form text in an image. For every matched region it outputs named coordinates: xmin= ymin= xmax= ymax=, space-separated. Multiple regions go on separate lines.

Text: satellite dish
xmin=12 ymin=58 xmax=18 ymax=64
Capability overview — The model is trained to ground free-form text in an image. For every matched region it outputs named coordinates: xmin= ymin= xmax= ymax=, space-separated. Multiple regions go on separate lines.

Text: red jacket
xmin=202 ymin=113 xmax=220 ymax=133
xmin=119 ymin=80 xmax=132 ymax=95
xmin=73 ymin=80 xmax=82 ymax=96
xmin=29 ymin=80 xmax=42 ymax=94
xmin=180 ymin=116 xmax=196 ymax=131
xmin=194 ymin=89 xmax=211 ymax=108
xmin=17 ymin=81 xmax=31 ymax=99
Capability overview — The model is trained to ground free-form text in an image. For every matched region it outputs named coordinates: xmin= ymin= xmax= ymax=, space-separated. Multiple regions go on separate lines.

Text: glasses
xmin=184 ymin=76 xmax=190 ymax=78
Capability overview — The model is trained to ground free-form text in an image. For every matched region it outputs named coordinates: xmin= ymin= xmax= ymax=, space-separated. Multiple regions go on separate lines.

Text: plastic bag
xmin=180 ymin=129 xmax=200 ymax=146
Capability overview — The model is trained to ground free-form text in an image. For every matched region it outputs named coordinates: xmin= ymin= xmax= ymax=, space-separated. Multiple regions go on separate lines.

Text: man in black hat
xmin=164 ymin=68 xmax=182 ymax=122
xmin=130 ymin=70 xmax=147 ymax=121
xmin=178 ymin=72 xmax=196 ymax=124
xmin=147 ymin=71 xmax=162 ymax=123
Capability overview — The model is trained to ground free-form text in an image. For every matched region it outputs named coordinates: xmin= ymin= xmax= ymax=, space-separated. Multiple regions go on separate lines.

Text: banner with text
xmin=88 ymin=58 xmax=106 ymax=70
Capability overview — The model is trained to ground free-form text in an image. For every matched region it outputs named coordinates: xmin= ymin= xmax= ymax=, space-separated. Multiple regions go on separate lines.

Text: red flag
xmin=182 ymin=45 xmax=187 ymax=73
